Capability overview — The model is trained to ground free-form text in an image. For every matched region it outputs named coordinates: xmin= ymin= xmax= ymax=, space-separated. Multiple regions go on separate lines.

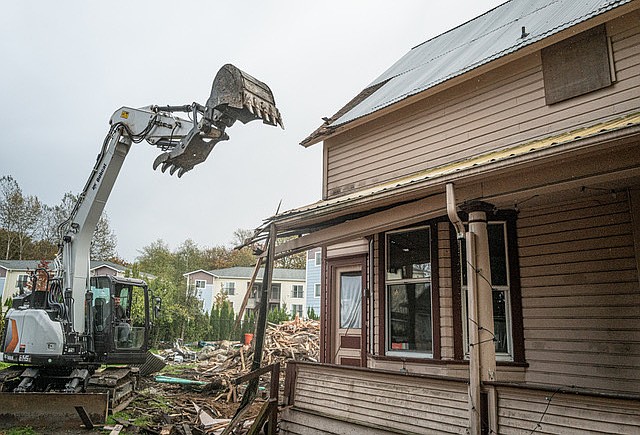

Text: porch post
xmin=461 ymin=200 xmax=497 ymax=435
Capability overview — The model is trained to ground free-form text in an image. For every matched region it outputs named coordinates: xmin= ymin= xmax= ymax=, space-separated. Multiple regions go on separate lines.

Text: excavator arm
xmin=53 ymin=64 xmax=282 ymax=335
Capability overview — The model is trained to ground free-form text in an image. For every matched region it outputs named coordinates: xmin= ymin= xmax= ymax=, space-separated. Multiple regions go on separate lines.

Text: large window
xmin=385 ymin=226 xmax=433 ymax=357
xmin=461 ymin=222 xmax=513 ymax=359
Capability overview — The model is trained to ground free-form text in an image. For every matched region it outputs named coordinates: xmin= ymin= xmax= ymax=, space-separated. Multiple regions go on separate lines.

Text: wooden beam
xmin=275 ymin=194 xmax=446 ymax=257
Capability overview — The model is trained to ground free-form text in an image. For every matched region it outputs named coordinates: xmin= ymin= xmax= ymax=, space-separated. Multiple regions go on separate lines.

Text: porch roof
xmin=259 ymin=111 xmax=640 ymax=252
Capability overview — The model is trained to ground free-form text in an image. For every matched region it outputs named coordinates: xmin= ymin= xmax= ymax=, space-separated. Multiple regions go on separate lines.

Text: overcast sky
xmin=1 ymin=0 xmax=505 ymax=262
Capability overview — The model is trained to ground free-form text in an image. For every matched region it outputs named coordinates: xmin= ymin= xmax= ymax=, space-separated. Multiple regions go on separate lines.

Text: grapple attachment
xmin=152 ymin=64 xmax=283 ymax=177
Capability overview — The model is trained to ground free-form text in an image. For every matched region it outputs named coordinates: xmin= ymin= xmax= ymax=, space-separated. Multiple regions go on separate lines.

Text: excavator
xmin=0 ymin=64 xmax=283 ymax=426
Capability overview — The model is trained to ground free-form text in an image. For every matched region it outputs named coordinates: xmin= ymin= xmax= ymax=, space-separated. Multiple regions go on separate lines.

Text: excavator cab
xmin=89 ymin=276 xmax=150 ymax=365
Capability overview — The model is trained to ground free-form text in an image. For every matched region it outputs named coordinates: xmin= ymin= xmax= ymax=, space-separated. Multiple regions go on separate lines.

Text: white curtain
xmin=340 ymin=274 xmax=361 ymax=329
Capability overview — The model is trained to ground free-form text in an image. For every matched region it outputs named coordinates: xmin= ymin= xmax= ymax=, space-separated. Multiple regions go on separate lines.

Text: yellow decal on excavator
xmin=120 ymin=110 xmax=129 ymax=119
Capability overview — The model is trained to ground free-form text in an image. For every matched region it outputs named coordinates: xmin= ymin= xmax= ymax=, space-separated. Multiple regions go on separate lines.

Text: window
xmin=340 ymin=271 xmax=362 ymax=329
xmin=291 ymin=304 xmax=303 ymax=318
xmin=222 ymin=282 xmax=235 ymax=296
xmin=385 ymin=226 xmax=433 ymax=357
xmin=252 ymin=283 xmax=281 ymax=300
xmin=269 ymin=284 xmax=281 ymax=301
xmin=16 ymin=274 xmax=29 ymax=289
xmin=461 ymin=222 xmax=513 ymax=359
xmin=250 ymin=283 xmax=259 ymax=299
xmin=268 ymin=302 xmax=280 ymax=311
xmin=195 ymin=280 xmax=206 ymax=289
xmin=314 ymin=283 xmax=321 ymax=298
xmin=314 ymin=250 xmax=322 ymax=266
xmin=291 ymin=285 xmax=304 ymax=298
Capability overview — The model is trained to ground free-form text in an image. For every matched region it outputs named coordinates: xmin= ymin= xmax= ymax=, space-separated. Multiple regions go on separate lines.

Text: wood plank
xmin=524 ymin=328 xmax=640 ymax=342
xmin=520 ymin=269 xmax=637 ymax=287
xmin=521 ymin=281 xmax=638 ymax=298
xmin=519 ymin=234 xmax=633 ymax=258
xmin=522 ymin=292 xmax=640 ymax=308
xmin=519 ymin=257 xmax=637 ymax=278
xmin=519 ymin=245 xmax=635 ymax=267
xmin=517 ymin=197 xmax=628 ymax=229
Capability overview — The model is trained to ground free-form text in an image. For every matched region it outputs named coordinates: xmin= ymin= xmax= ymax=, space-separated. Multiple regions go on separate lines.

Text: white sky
xmin=0 ymin=0 xmax=505 ymax=262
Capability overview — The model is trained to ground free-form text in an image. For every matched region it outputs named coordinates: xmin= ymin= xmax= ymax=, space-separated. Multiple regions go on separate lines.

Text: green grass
xmin=158 ymin=362 xmax=197 ymax=375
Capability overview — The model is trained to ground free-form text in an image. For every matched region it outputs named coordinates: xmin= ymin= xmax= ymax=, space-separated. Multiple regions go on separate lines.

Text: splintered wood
xmin=122 ymin=318 xmax=319 ymax=434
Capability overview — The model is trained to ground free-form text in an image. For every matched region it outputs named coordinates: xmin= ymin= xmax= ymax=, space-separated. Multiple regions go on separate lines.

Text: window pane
xmin=388 ymin=283 xmax=432 ymax=352
xmin=340 ymin=272 xmax=361 ymax=329
xmin=387 ymin=228 xmax=431 ymax=280
xmin=493 ymin=290 xmax=508 ymax=353
xmin=488 ymin=224 xmax=508 ymax=286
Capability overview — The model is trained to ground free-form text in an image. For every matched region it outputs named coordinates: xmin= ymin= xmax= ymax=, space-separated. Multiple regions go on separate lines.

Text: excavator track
xmin=86 ymin=366 xmax=139 ymax=413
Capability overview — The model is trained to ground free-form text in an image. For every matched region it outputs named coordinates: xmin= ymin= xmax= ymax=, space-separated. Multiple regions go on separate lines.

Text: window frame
xmin=452 ymin=211 xmax=525 ymax=364
xmin=383 ymin=224 xmax=437 ymax=359
xmin=291 ymin=285 xmax=304 ymax=298
xmin=291 ymin=303 xmax=303 ymax=318
xmin=314 ymin=250 xmax=322 ymax=266
xmin=195 ymin=279 xmax=206 ymax=289
xmin=314 ymin=283 xmax=321 ymax=298
xmin=460 ymin=221 xmax=514 ymax=361
xmin=222 ymin=281 xmax=235 ymax=296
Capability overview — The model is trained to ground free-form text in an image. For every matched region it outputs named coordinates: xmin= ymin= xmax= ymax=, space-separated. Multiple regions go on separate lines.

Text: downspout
xmin=446 ymin=183 xmax=480 ymax=435
xmin=446 ymin=183 xmax=466 ymax=240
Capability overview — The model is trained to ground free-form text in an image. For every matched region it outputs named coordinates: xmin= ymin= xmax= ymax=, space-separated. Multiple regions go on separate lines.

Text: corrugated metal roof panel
xmin=332 ymin=0 xmax=632 ymax=127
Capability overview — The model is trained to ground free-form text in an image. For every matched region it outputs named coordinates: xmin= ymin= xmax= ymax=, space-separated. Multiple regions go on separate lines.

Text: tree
xmin=0 ymin=176 xmax=23 ymax=259
xmin=275 ymin=236 xmax=306 ymax=269
xmin=90 ymin=214 xmax=118 ymax=260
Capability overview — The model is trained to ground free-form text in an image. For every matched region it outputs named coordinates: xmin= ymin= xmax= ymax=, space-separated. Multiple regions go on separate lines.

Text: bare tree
xmin=0 ymin=176 xmax=24 ymax=259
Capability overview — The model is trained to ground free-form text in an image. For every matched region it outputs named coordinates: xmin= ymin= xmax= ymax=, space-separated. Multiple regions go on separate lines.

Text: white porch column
xmin=461 ymin=200 xmax=497 ymax=435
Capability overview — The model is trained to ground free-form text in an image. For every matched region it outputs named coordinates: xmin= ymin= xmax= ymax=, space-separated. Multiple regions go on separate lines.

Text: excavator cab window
xmin=113 ymin=284 xmax=146 ymax=350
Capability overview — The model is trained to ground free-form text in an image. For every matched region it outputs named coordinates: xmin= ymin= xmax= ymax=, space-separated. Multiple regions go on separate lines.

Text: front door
xmin=329 ymin=258 xmax=366 ymax=367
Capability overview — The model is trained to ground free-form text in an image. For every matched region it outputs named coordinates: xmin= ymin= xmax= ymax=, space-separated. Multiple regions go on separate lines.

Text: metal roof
xmin=329 ymin=0 xmax=632 ymax=128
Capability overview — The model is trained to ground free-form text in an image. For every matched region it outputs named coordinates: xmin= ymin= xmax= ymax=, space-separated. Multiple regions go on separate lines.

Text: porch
xmin=280 ymin=361 xmax=640 ymax=434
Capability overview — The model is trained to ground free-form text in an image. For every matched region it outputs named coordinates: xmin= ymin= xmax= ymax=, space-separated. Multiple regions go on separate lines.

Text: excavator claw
xmin=152 ymin=64 xmax=283 ymax=177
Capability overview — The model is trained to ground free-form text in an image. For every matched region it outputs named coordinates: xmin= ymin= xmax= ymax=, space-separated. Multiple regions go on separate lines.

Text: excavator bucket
xmin=152 ymin=64 xmax=283 ymax=177
xmin=206 ymin=63 xmax=284 ymax=129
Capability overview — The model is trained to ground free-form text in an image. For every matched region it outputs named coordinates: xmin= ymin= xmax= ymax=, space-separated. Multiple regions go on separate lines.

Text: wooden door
xmin=329 ymin=258 xmax=366 ymax=367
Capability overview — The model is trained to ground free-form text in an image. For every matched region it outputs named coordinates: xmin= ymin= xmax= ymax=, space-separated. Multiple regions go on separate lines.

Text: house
xmin=184 ymin=267 xmax=306 ymax=318
xmin=253 ymin=0 xmax=640 ymax=433
xmin=305 ymin=248 xmax=322 ymax=318
xmin=0 ymin=260 xmax=145 ymax=309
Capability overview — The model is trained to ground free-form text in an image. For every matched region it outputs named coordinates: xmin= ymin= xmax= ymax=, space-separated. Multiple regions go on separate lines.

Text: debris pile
xmin=115 ymin=318 xmax=319 ymax=434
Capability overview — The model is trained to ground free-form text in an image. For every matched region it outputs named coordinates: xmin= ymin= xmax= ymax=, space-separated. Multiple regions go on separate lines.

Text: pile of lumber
xmin=120 ymin=318 xmax=319 ymax=434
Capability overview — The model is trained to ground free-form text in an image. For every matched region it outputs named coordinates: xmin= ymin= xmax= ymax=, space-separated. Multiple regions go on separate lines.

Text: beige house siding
xmin=281 ymin=363 xmax=469 ymax=434
xmin=495 ymin=385 xmax=640 ymax=434
xmin=518 ymin=190 xmax=640 ymax=394
xmin=438 ymin=221 xmax=456 ymax=361
xmin=323 ymin=11 xmax=640 ymax=199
